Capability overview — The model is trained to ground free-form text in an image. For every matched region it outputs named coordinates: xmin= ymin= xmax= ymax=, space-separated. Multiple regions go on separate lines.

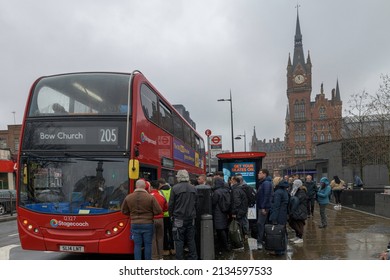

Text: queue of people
xmin=120 ymin=169 xmax=348 ymax=259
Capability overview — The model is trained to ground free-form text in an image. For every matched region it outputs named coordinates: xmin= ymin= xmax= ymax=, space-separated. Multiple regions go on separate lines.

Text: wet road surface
xmin=2 ymin=203 xmax=389 ymax=260
xmin=210 ymin=204 xmax=390 ymax=260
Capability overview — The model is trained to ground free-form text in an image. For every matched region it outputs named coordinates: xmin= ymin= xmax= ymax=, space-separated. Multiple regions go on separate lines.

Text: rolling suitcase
xmin=264 ymin=224 xmax=287 ymax=251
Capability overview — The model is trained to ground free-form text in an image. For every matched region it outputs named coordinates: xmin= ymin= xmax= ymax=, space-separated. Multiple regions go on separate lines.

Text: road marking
xmin=0 ymin=244 xmax=19 ymax=260
xmin=8 ymin=233 xmax=18 ymax=237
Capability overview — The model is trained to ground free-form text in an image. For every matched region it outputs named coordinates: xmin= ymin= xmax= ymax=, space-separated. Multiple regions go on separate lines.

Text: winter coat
xmin=168 ymin=181 xmax=197 ymax=220
xmin=211 ymin=179 xmax=230 ymax=230
xmin=150 ymin=189 xmax=168 ymax=219
xmin=317 ymin=177 xmax=331 ymax=205
xmin=231 ymin=183 xmax=248 ymax=219
xmin=159 ymin=184 xmax=171 ymax=217
xmin=330 ymin=179 xmax=345 ymax=191
xmin=289 ymin=187 xmax=308 ymax=220
xmin=121 ymin=189 xmax=162 ymax=224
xmin=269 ymin=183 xmax=289 ymax=225
xmin=256 ymin=176 xmax=273 ymax=210
xmin=305 ymin=180 xmax=317 ymax=199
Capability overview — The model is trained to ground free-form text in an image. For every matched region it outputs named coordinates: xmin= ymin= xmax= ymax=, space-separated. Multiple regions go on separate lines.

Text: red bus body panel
xmin=16 ymin=72 xmax=205 ymax=254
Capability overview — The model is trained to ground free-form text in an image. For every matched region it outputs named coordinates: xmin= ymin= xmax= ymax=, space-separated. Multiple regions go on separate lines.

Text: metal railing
xmin=0 ymin=190 xmax=16 ymax=216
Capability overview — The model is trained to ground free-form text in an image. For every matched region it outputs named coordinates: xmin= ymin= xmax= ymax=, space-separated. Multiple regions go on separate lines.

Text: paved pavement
xmin=214 ymin=203 xmax=390 ymax=260
xmin=0 ymin=212 xmax=17 ymax=223
xmin=2 ymin=204 xmax=390 ymax=260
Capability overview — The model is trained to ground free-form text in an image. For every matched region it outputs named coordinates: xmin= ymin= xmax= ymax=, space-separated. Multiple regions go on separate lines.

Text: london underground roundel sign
xmin=211 ymin=135 xmax=221 ymax=145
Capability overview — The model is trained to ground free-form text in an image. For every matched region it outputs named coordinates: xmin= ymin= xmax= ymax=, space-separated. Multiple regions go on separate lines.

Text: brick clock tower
xmin=285 ymin=10 xmax=342 ymax=167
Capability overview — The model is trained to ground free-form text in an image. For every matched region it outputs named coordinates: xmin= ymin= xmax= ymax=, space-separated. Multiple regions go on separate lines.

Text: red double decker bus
xmin=16 ymin=71 xmax=206 ymax=254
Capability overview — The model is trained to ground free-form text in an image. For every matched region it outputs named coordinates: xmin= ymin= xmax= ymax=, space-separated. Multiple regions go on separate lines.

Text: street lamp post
xmin=217 ymin=90 xmax=234 ymax=152
xmin=235 ymin=131 xmax=247 ymax=152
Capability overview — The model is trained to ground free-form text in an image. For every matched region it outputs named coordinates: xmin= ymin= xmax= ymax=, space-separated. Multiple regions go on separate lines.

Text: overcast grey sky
xmin=1 ymin=0 xmax=389 ymax=152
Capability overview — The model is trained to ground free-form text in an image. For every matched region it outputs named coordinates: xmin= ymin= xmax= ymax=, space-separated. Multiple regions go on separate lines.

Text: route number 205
xmin=99 ymin=128 xmax=118 ymax=144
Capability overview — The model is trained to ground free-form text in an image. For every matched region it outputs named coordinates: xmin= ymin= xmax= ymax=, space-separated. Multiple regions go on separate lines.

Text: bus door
xmin=139 ymin=166 xmax=158 ymax=183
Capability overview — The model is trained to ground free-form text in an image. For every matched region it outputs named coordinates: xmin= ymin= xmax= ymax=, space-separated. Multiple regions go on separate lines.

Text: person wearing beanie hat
xmin=169 ymin=169 xmax=198 ymax=260
xmin=317 ymin=177 xmax=332 ymax=228
xmin=288 ymin=179 xmax=308 ymax=244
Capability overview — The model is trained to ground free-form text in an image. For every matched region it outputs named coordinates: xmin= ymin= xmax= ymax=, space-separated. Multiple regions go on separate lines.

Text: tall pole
xmin=12 ymin=111 xmax=16 ymax=124
xmin=217 ymin=91 xmax=235 ymax=152
xmin=207 ymin=135 xmax=211 ymax=173
xmin=230 ymin=90 xmax=234 ymax=152
xmin=243 ymin=130 xmax=246 ymax=152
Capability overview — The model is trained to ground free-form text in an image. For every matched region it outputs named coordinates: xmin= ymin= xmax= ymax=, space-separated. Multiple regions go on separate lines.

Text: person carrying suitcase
xmin=265 ymin=179 xmax=289 ymax=255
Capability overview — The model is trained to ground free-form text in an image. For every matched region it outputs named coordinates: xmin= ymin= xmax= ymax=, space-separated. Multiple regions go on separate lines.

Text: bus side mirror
xmin=128 ymin=159 xmax=139 ymax=179
xmin=23 ymin=165 xmax=28 ymax=185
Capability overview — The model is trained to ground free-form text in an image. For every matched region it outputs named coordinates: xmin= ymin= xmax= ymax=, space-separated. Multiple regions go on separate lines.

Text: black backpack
xmin=219 ymin=188 xmax=232 ymax=213
xmin=242 ymin=184 xmax=257 ymax=207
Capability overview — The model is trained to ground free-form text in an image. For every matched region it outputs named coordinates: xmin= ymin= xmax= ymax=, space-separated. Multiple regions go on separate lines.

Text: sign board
xmin=205 ymin=129 xmax=212 ymax=137
xmin=210 ymin=149 xmax=222 ymax=158
xmin=210 ymin=135 xmax=222 ymax=149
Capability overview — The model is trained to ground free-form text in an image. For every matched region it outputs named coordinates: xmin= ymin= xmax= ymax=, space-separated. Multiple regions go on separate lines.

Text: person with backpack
xmin=256 ymin=169 xmax=273 ymax=250
xmin=211 ymin=176 xmax=231 ymax=253
xmin=230 ymin=176 xmax=248 ymax=248
xmin=236 ymin=173 xmax=257 ymax=208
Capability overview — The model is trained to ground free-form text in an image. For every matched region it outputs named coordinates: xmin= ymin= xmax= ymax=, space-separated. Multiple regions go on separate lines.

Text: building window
xmin=319 ymin=106 xmax=326 ymax=119
xmin=313 ymin=133 xmax=318 ymax=142
xmin=14 ymin=138 xmax=19 ymax=151
xmin=294 ymin=132 xmax=298 ymax=142
xmin=0 ymin=139 xmax=6 ymax=149
xmin=320 ymin=133 xmax=325 ymax=142
xmin=328 ymin=132 xmax=332 ymax=141
xmin=294 ymin=100 xmax=305 ymax=120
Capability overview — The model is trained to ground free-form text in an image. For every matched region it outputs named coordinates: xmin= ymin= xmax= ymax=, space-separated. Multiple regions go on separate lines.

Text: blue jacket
xmin=317 ymin=177 xmax=331 ymax=205
xmin=257 ymin=176 xmax=273 ymax=210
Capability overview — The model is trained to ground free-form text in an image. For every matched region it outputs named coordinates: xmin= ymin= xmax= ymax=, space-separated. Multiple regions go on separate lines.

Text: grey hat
xmin=176 ymin=169 xmax=189 ymax=182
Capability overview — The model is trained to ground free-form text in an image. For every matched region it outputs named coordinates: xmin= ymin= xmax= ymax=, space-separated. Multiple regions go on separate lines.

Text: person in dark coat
xmin=231 ymin=176 xmax=248 ymax=247
xmin=269 ymin=180 xmax=289 ymax=226
xmin=304 ymin=175 xmax=317 ymax=218
xmin=288 ymin=179 xmax=308 ymax=244
xmin=256 ymin=169 xmax=273 ymax=250
xmin=268 ymin=179 xmax=290 ymax=255
xmin=212 ymin=177 xmax=231 ymax=253
xmin=169 ymin=169 xmax=198 ymax=260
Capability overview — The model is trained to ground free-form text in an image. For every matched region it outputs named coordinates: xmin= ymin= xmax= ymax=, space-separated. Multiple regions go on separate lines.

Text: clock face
xmin=294 ymin=75 xmax=305 ymax=84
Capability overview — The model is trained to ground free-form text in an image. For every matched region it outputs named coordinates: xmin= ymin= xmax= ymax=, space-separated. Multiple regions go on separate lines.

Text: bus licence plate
xmin=59 ymin=245 xmax=85 ymax=252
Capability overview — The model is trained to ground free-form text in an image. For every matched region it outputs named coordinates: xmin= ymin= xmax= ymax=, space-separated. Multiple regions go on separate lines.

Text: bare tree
xmin=342 ymin=90 xmax=372 ymax=180
xmin=368 ymin=74 xmax=390 ymax=182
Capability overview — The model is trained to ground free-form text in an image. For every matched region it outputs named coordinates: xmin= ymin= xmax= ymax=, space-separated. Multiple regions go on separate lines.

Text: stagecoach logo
xmin=140 ymin=132 xmax=157 ymax=145
xmin=49 ymin=218 xmax=89 ymax=228
xmin=50 ymin=219 xmax=59 ymax=227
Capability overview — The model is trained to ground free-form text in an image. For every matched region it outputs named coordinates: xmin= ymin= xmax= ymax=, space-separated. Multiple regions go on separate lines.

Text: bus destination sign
xmin=36 ymin=127 xmax=119 ymax=145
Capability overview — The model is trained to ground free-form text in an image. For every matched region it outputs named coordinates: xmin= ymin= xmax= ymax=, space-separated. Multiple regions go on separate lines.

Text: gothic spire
xmin=293 ymin=6 xmax=305 ymax=71
xmin=335 ymin=79 xmax=341 ymax=101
